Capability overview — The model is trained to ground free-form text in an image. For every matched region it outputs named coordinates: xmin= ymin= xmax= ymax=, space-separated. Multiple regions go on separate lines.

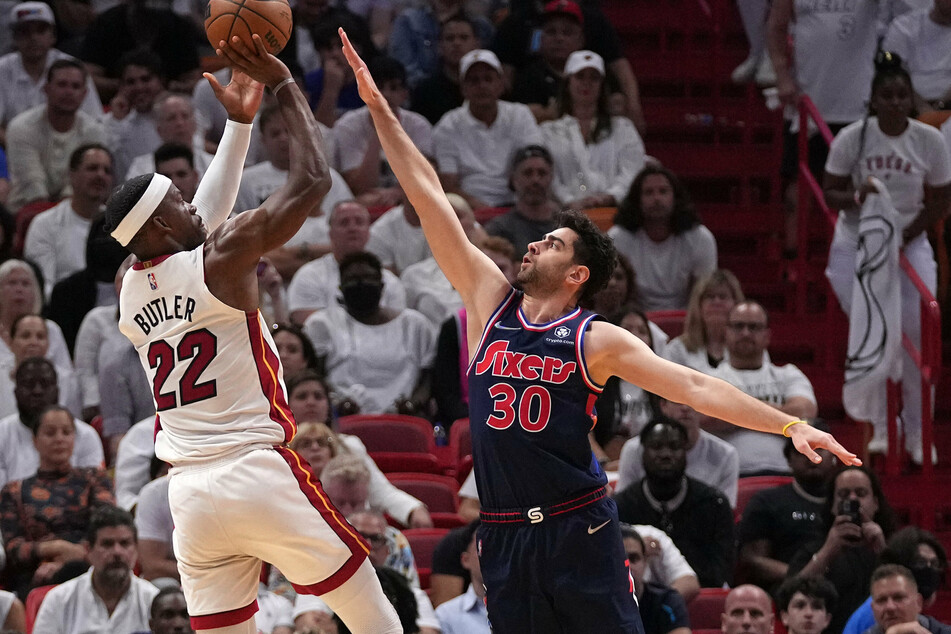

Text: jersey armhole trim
xmin=465 ymin=287 xmax=517 ymax=376
xmin=576 ymin=314 xmax=605 ymax=393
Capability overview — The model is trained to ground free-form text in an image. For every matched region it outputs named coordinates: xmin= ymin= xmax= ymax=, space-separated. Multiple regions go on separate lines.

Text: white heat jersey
xmin=118 ymin=246 xmax=295 ymax=465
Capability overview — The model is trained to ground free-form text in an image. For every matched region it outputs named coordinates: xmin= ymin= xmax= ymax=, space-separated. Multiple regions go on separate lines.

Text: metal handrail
xmin=795 ymin=96 xmax=939 ymax=477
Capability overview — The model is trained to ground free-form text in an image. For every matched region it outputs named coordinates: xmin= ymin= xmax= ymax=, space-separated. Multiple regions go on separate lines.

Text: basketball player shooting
xmin=103 ymin=36 xmax=401 ymax=634
xmin=339 ymin=28 xmax=862 ymax=633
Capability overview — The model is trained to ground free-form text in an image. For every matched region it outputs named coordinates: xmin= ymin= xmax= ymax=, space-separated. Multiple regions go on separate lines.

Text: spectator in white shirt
xmin=608 ymin=165 xmax=718 ymax=311
xmin=0 ymin=2 xmax=101 ymax=143
xmin=6 ymin=58 xmax=106 ymax=210
xmin=367 ymin=193 xmax=431 ymax=274
xmin=288 ymin=200 xmax=406 ymax=325
xmin=710 ymin=301 xmax=818 ymax=476
xmin=541 ymin=50 xmax=646 ymax=209
xmin=334 ymin=56 xmax=433 ymax=209
xmin=882 ymin=1 xmax=951 ymax=112
xmin=434 ymin=49 xmax=544 ymax=209
xmin=24 ymin=143 xmax=113 ymax=295
xmin=124 ymin=93 xmax=213 ymax=181
xmin=33 ymin=505 xmax=159 ymax=634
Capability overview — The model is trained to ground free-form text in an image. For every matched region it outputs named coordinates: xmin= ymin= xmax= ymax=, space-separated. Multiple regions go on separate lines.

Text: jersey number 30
xmin=486 ymin=383 xmax=552 ymax=432
xmin=147 ymin=328 xmax=219 ymax=411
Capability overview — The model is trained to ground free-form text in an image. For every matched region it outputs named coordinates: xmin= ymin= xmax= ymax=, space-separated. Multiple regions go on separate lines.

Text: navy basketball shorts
xmin=477 ymin=495 xmax=644 ymax=633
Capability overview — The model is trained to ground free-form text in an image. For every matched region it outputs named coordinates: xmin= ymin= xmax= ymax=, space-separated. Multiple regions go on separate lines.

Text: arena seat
xmin=448 ymin=418 xmax=471 ymax=475
xmin=369 ymin=452 xmax=443 ymax=475
xmin=688 ymin=588 xmax=731 ymax=631
xmin=338 ymin=414 xmax=435 ymax=454
xmin=645 ymin=310 xmax=687 ymax=340
xmin=25 ymin=584 xmax=56 ymax=633
xmin=387 ymin=473 xmax=460 ymax=514
xmin=735 ymin=475 xmax=793 ymax=523
xmin=403 ymin=528 xmax=450 ymax=590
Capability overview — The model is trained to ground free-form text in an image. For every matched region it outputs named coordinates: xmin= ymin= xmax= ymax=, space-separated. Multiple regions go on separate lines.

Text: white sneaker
xmin=907 ymin=440 xmax=938 ymax=466
xmin=868 ymin=436 xmax=888 ymax=454
xmin=731 ymin=55 xmax=759 ymax=84
xmin=754 ymin=56 xmax=776 ymax=86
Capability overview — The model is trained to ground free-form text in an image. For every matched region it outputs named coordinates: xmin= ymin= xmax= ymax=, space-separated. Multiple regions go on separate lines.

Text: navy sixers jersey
xmin=467 ymin=289 xmax=607 ymax=510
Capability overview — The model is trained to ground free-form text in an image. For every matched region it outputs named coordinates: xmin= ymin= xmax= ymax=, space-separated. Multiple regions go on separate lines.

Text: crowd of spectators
xmin=0 ymin=0 xmax=948 ymax=632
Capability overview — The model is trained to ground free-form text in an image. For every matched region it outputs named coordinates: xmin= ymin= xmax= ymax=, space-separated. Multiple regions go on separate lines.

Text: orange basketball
xmin=204 ymin=0 xmax=292 ymax=55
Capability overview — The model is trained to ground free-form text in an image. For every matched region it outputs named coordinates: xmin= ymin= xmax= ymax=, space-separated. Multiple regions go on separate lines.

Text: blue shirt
xmin=843 ymin=597 xmax=874 ymax=634
xmin=435 ymin=584 xmax=490 ymax=634
xmin=467 ymin=289 xmax=606 ymax=510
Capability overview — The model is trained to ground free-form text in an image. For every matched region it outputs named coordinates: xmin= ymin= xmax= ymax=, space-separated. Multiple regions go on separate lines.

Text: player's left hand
xmin=339 ymin=28 xmax=386 ymax=111
xmin=786 ymin=422 xmax=862 ymax=466
xmin=203 ymin=64 xmax=264 ymax=126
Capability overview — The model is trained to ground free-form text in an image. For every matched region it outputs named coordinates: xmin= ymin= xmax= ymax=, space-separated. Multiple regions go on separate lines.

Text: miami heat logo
xmin=148 ymin=273 xmax=158 ymax=290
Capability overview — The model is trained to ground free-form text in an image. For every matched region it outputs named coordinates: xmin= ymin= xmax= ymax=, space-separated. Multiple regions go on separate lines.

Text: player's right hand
xmin=213 ymin=34 xmax=291 ymax=102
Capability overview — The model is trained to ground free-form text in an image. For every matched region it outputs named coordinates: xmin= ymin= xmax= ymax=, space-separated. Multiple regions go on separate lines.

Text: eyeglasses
xmin=728 ymin=322 xmax=767 ymax=333
xmin=360 ymin=532 xmax=387 ymax=548
xmin=296 ymin=436 xmax=334 ymax=449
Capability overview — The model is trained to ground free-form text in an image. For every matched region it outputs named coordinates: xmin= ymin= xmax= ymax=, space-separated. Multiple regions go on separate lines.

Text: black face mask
xmin=341 ymin=282 xmax=383 ymax=316
xmin=911 ymin=564 xmax=944 ymax=600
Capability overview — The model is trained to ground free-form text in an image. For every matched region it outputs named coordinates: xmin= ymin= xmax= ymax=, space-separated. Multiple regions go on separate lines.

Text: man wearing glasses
xmin=709 ymin=300 xmax=818 ymax=476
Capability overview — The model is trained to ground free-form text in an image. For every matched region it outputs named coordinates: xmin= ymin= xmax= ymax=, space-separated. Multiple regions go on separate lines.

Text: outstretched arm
xmin=204 ymin=36 xmax=331 ymax=309
xmin=585 ymin=321 xmax=861 ymax=466
xmin=339 ymin=28 xmax=510 ymax=327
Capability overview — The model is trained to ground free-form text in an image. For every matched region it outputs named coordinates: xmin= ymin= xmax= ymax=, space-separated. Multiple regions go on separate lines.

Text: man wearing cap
xmin=492 ymin=0 xmax=645 ymax=133
xmin=0 ymin=2 xmax=101 ymax=144
xmin=433 ymin=49 xmax=544 ymax=210
xmin=6 ymin=58 xmax=106 ymax=210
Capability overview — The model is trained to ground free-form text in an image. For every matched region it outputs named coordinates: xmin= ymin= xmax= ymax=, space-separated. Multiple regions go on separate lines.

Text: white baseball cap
xmin=564 ymin=50 xmax=605 ymax=77
xmin=460 ymin=49 xmax=502 ymax=79
xmin=11 ymin=2 xmax=55 ymax=27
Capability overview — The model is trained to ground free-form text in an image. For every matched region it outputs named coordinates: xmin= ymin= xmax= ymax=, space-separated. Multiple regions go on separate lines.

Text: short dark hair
xmin=639 ymin=414 xmax=688 ymax=446
xmin=150 ymin=586 xmax=187 ymax=619
xmin=15 ymin=356 xmax=56 ymax=385
xmin=118 ymin=49 xmax=165 ymax=80
xmin=47 ymin=58 xmax=86 ymax=83
xmin=824 ymin=466 xmax=898 ymax=538
xmin=69 ymin=143 xmax=112 ymax=171
xmin=614 ymin=165 xmax=700 ymax=235
xmin=370 ymin=56 xmax=407 ymax=87
xmin=555 ymin=208 xmax=617 ymax=307
xmin=103 ymin=174 xmax=153 ymax=237
xmin=154 ymin=142 xmax=194 ymax=169
xmin=338 ymin=251 xmax=383 ymax=279
xmin=618 ymin=523 xmax=645 ymax=549
xmin=440 ymin=12 xmax=476 ymax=37
xmin=776 ymin=575 xmax=838 ymax=613
xmin=871 ymin=564 xmax=917 ymax=592
xmin=32 ymin=404 xmax=74 ymax=437
xmin=86 ymin=505 xmax=137 ymax=545
xmin=512 ymin=144 xmax=553 ymax=170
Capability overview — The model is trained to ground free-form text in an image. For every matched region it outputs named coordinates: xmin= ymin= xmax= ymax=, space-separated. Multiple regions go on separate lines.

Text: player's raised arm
xmin=338 ymin=28 xmax=510 ymax=318
xmin=585 ymin=321 xmax=862 ymax=467
xmin=207 ymin=35 xmax=331 ymax=271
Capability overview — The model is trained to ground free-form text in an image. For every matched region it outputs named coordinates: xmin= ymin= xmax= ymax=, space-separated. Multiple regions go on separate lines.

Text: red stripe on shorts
xmin=275 ymin=447 xmax=370 ymax=594
xmin=190 ymin=599 xmax=258 ymax=629
xmin=246 ymin=313 xmax=296 ymax=442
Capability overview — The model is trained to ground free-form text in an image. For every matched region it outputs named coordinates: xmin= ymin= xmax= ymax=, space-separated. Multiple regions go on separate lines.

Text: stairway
xmin=600 ymin=0 xmax=951 ymax=597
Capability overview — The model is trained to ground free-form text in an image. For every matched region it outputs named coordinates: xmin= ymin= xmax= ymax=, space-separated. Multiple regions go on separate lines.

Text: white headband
xmin=111 ymin=173 xmax=172 ymax=247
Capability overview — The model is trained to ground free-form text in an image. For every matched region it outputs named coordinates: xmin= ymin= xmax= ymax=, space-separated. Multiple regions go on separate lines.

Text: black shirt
xmin=737 ymin=482 xmax=825 ymax=564
xmin=615 ymin=477 xmax=735 ymax=588
xmin=639 ymin=582 xmax=690 ymax=634
xmin=411 ymin=70 xmax=463 ymax=126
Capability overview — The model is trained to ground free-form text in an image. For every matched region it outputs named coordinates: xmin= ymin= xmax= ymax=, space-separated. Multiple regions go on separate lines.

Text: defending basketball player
xmin=339 ymin=28 xmax=861 ymax=633
xmin=103 ymin=36 xmax=401 ymax=634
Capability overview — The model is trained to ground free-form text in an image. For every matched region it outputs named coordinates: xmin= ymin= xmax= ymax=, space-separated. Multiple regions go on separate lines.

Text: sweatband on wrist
xmin=272 ymin=77 xmax=295 ymax=96
xmin=782 ymin=420 xmax=807 ymax=437
xmin=111 ymin=173 xmax=172 ymax=246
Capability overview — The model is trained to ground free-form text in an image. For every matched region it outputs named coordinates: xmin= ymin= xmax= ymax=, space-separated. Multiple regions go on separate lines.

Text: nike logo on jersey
xmin=587 ymin=520 xmax=610 ymax=535
xmin=493 ymin=322 xmax=521 ymax=331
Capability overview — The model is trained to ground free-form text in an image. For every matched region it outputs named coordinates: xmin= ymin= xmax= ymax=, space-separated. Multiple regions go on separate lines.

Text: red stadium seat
xmin=369 ymin=452 xmax=443 ymax=475
xmin=449 ymin=418 xmax=471 ymax=474
xmin=404 ymin=528 xmax=450 ymax=590
xmin=429 ymin=512 xmax=467 ymax=529
xmin=645 ymin=310 xmax=687 ymax=340
xmin=25 ymin=584 xmax=56 ymax=633
xmin=735 ymin=475 xmax=793 ymax=522
xmin=338 ymin=414 xmax=436 ymax=454
xmin=688 ymin=588 xmax=731 ymax=631
xmin=387 ymin=473 xmax=460 ymax=513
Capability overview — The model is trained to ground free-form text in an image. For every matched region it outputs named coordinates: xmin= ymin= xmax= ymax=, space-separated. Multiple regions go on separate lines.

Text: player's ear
xmin=566 ymin=264 xmax=590 ymax=287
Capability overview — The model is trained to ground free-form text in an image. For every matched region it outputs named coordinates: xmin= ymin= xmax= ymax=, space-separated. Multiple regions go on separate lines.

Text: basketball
xmin=204 ymin=0 xmax=293 ymax=55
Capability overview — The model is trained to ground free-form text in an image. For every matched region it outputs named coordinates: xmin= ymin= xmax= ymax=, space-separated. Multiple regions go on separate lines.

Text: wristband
xmin=271 ymin=77 xmax=295 ymax=96
xmin=782 ymin=420 xmax=807 ymax=437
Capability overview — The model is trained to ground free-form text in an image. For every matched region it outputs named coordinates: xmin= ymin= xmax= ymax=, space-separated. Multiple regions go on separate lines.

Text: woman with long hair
xmin=665 ymin=269 xmax=745 ymax=373
xmin=822 ymin=51 xmax=951 ymax=463
xmin=541 ymin=50 xmax=647 ymax=210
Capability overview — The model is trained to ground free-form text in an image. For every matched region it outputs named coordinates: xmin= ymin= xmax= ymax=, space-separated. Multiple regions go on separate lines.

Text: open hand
xmin=339 ymin=28 xmax=386 ymax=111
xmin=786 ymin=422 xmax=862 ymax=466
